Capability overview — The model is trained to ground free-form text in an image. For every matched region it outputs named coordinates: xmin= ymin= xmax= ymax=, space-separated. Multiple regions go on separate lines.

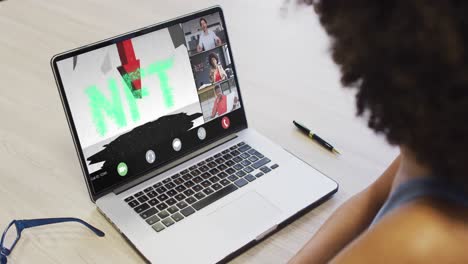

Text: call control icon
xmin=146 ymin=150 xmax=156 ymax=164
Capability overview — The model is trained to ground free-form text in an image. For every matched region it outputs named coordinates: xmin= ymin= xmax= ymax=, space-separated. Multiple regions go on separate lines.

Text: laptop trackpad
xmin=207 ymin=191 xmax=282 ymax=242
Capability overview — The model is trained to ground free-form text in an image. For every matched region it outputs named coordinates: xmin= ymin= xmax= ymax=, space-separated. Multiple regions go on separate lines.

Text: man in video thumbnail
xmin=197 ymin=17 xmax=222 ymax=52
xmin=211 ymin=84 xmax=227 ymax=118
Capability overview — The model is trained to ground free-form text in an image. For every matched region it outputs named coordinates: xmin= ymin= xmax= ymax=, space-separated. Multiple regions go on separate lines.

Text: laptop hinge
xmin=113 ymin=134 xmax=238 ymax=195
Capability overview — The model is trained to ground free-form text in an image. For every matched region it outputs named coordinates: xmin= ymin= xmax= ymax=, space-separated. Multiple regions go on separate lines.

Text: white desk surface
xmin=0 ymin=0 xmax=398 ymax=263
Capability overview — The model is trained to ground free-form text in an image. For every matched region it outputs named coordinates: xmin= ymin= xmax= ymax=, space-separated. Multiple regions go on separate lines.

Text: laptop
xmin=50 ymin=6 xmax=338 ymax=263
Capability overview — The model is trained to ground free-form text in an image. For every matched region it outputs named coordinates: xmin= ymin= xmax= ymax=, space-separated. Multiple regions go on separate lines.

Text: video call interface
xmin=56 ymin=12 xmax=243 ymax=193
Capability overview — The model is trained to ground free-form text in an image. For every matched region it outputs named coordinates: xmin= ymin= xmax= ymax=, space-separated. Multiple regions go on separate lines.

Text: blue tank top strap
xmin=371 ymin=177 xmax=468 ymax=226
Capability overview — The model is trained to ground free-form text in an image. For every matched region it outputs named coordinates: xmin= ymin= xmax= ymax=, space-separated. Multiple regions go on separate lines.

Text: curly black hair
xmin=309 ymin=0 xmax=468 ymax=190
xmin=208 ymin=52 xmax=219 ymax=68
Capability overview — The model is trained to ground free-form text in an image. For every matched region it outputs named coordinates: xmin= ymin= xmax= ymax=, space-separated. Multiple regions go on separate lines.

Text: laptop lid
xmin=51 ymin=6 xmax=248 ymax=201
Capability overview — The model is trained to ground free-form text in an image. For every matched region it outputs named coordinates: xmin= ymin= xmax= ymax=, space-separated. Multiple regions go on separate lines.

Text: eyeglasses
xmin=0 ymin=217 xmax=105 ymax=264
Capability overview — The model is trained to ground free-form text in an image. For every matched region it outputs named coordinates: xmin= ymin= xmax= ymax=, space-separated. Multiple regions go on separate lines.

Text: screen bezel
xmin=50 ymin=6 xmax=248 ymax=201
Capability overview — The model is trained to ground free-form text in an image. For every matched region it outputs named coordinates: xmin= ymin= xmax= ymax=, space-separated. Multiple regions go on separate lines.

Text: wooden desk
xmin=0 ymin=0 xmax=398 ymax=263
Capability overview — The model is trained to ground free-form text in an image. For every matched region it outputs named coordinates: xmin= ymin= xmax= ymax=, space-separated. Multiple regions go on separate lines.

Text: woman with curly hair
xmin=289 ymin=1 xmax=468 ymax=263
xmin=208 ymin=52 xmax=227 ymax=83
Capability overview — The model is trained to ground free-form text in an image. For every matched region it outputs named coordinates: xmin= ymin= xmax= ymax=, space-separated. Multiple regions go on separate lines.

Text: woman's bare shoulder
xmin=330 ymin=199 xmax=468 ymax=263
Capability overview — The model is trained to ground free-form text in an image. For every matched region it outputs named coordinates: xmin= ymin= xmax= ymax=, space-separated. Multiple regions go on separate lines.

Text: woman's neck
xmin=391 ymin=147 xmax=432 ymax=192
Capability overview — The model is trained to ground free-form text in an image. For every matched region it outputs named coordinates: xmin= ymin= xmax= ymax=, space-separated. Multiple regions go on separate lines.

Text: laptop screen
xmin=53 ymin=8 xmax=246 ymax=196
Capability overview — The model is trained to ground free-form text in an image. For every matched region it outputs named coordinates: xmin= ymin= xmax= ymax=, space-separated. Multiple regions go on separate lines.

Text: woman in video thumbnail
xmin=208 ymin=52 xmax=227 ymax=83
xmin=197 ymin=17 xmax=222 ymax=52
xmin=211 ymin=85 xmax=227 ymax=118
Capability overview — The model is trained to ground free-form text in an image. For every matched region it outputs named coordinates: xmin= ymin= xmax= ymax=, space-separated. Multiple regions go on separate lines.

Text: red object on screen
xmin=116 ymin=39 xmax=142 ymax=93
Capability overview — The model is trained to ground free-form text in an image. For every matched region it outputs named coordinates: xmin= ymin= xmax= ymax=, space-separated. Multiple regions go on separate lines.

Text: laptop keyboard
xmin=123 ymin=142 xmax=279 ymax=233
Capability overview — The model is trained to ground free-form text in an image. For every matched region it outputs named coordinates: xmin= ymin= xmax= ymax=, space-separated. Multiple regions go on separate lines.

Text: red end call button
xmin=221 ymin=116 xmax=230 ymax=129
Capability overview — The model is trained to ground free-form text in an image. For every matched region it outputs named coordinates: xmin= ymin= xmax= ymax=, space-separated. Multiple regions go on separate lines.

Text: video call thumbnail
xmin=182 ymin=12 xmax=227 ymax=56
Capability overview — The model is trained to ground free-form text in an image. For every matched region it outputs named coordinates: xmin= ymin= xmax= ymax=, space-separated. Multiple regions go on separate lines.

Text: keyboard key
xmin=226 ymin=168 xmax=236 ymax=175
xmin=248 ymin=149 xmax=257 ymax=155
xmin=201 ymin=180 xmax=212 ymax=187
xmin=254 ymin=152 xmax=265 ymax=159
xmin=237 ymin=142 xmax=245 ymax=146
xmin=189 ymin=165 xmax=198 ymax=171
xmin=173 ymin=178 xmax=184 ymax=185
xmin=191 ymin=169 xmax=201 ymax=176
xmin=183 ymin=189 xmax=195 ymax=197
xmin=244 ymin=174 xmax=256 ymax=182
xmin=236 ymin=171 xmax=246 ymax=177
xmin=171 ymin=173 xmax=181 ymax=180
xmin=255 ymin=172 xmax=264 ymax=178
xmin=182 ymin=174 xmax=193 ymax=181
xmin=175 ymin=185 xmax=187 ymax=192
xmin=197 ymin=161 xmax=206 ymax=166
xmin=175 ymin=194 xmax=186 ymax=201
xmin=193 ymin=176 xmax=203 ymax=183
xmin=171 ymin=212 xmax=184 ymax=222
xmin=134 ymin=203 xmax=150 ymax=213
xmin=207 ymin=162 xmax=217 ymax=168
xmin=260 ymin=166 xmax=272 ymax=173
xmin=128 ymin=200 xmax=139 ymax=208
xmin=220 ymin=179 xmax=230 ymax=186
xmin=227 ymin=175 xmax=239 ymax=182
xmin=234 ymin=178 xmax=248 ymax=188
xmin=252 ymin=158 xmax=271 ymax=169
xmin=186 ymin=196 xmax=197 ymax=204
xmin=144 ymin=186 xmax=153 ymax=193
xmin=248 ymin=156 xmax=259 ymax=162
xmin=140 ymin=208 xmax=158 ymax=219
xmin=146 ymin=215 xmax=160 ymax=225
xmin=201 ymin=172 xmax=211 ymax=179
xmin=165 ymin=182 xmax=176 ymax=189
xmin=152 ymin=222 xmax=165 ymax=232
xmin=222 ymin=149 xmax=230 ymax=154
xmin=135 ymin=191 xmax=144 ymax=197
xmin=184 ymin=180 xmax=195 ymax=188
xmin=217 ymin=164 xmax=228 ymax=171
xmin=241 ymin=160 xmax=251 ymax=166
xmin=233 ymin=164 xmax=244 ymax=171
xmin=225 ymin=160 xmax=235 ymax=167
xmin=193 ymin=185 xmax=203 ymax=192
xmin=214 ymin=153 xmax=222 ymax=158
xmin=192 ymin=184 xmax=238 ymax=211
xmin=153 ymin=182 xmax=163 ymax=188
xmin=209 ymin=176 xmax=220 ymax=183
xmin=271 ymin=164 xmax=279 ymax=169
xmin=244 ymin=166 xmax=254 ymax=173
xmin=199 ymin=165 xmax=209 ymax=172
xmin=203 ymin=187 xmax=214 ymax=195
xmin=180 ymin=169 xmax=189 ymax=175
xmin=195 ymin=192 xmax=206 ymax=200
xmin=223 ymin=154 xmax=233 ymax=160
xmin=157 ymin=194 xmax=168 ymax=201
xmin=163 ymin=178 xmax=172 ymax=184
xmin=238 ymin=145 xmax=251 ymax=152
xmin=147 ymin=190 xmax=158 ymax=198
xmin=209 ymin=168 xmax=220 ymax=175
xmin=148 ymin=198 xmax=159 ymax=206
xmin=166 ymin=198 xmax=177 ymax=206
xmin=166 ymin=189 xmax=177 ymax=197
xmin=180 ymin=206 xmax=196 ymax=217
xmin=156 ymin=203 xmax=168 ymax=211
xmin=218 ymin=172 xmax=228 ymax=178
xmin=162 ymin=217 xmax=175 ymax=227
xmin=233 ymin=156 xmax=242 ymax=162
xmin=155 ymin=186 xmax=167 ymax=194
xmin=157 ymin=210 xmax=170 ymax=219
xmin=124 ymin=196 xmax=134 ymax=203
xmin=240 ymin=153 xmax=250 ymax=160
xmin=206 ymin=157 xmax=214 ymax=162
xmin=138 ymin=195 xmax=149 ymax=203
xmin=230 ymin=145 xmax=238 ymax=150
xmin=167 ymin=206 xmax=179 ymax=214
xmin=176 ymin=201 xmax=188 ymax=209
xmin=212 ymin=183 xmax=223 ymax=191
xmin=215 ymin=158 xmax=225 ymax=164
